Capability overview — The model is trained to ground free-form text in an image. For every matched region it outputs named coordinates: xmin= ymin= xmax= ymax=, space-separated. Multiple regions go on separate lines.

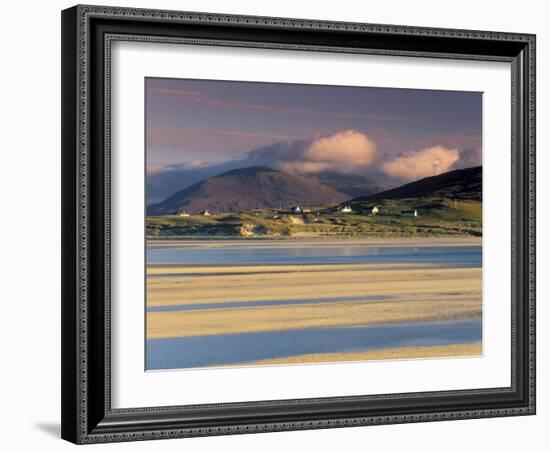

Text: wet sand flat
xmin=148 ymin=262 xmax=446 ymax=275
xmin=146 ymin=264 xmax=481 ymax=339
xmin=146 ymin=241 xmax=482 ymax=366
xmin=147 ymin=295 xmax=481 ymax=339
xmin=147 ymin=236 xmax=482 ymax=250
xmin=146 ymin=264 xmax=482 ymax=307
xmin=240 ymin=343 xmax=482 ymax=366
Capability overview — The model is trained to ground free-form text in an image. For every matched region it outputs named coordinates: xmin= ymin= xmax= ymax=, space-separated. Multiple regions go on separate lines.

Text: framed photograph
xmin=61 ymin=5 xmax=536 ymax=444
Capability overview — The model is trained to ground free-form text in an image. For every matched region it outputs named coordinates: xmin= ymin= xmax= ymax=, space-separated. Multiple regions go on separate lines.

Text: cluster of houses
xmin=290 ymin=204 xmax=418 ymax=217
xmin=337 ymin=205 xmax=381 ymax=215
xmin=290 ymin=204 xmax=381 ymax=215
xmin=178 ymin=206 xmax=418 ymax=218
xmin=178 ymin=210 xmax=211 ymax=217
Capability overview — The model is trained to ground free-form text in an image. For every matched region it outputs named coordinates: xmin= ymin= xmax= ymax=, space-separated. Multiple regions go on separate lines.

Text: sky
xmin=145 ymin=77 xmax=482 ymax=203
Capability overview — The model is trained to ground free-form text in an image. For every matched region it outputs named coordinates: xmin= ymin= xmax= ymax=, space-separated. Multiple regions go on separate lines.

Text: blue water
xmin=146 ymin=244 xmax=482 ymax=370
xmin=147 ymin=295 xmax=392 ymax=312
xmin=147 ymin=244 xmax=481 ymax=268
xmin=146 ymin=320 xmax=482 ymax=370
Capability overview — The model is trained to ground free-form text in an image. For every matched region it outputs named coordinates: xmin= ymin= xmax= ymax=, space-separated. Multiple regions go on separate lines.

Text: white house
xmin=363 ymin=206 xmax=379 ymax=215
xmin=401 ymin=209 xmax=418 ymax=217
xmin=339 ymin=205 xmax=352 ymax=213
xmin=290 ymin=205 xmax=302 ymax=214
xmin=178 ymin=211 xmax=190 ymax=217
xmin=200 ymin=209 xmax=211 ymax=216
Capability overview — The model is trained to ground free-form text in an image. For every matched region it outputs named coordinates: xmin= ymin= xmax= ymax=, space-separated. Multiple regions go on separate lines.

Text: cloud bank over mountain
xmin=146 ymin=130 xmax=481 ymax=204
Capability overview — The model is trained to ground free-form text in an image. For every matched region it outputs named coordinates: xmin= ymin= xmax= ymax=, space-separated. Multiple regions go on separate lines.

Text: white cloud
xmin=381 ymin=145 xmax=460 ymax=181
xmin=454 ymin=147 xmax=482 ymax=168
xmin=249 ymin=129 xmax=378 ymax=174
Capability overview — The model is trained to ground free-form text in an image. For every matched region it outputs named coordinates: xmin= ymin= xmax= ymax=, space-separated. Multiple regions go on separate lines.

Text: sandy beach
xmin=229 ymin=343 xmax=483 ymax=367
xmin=147 ymin=263 xmax=481 ymax=338
xmin=147 ymin=263 xmax=481 ymax=306
xmin=145 ymin=239 xmax=482 ymax=367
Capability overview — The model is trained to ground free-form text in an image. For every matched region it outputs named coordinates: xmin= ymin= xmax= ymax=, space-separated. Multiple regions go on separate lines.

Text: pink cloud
xmin=251 ymin=129 xmax=378 ymax=175
xmin=366 ymin=128 xmax=481 ymax=156
xmin=381 ymin=145 xmax=460 ymax=181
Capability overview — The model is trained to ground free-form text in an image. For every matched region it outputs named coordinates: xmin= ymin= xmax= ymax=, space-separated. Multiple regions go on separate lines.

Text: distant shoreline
xmin=147 ymin=236 xmax=482 ymax=249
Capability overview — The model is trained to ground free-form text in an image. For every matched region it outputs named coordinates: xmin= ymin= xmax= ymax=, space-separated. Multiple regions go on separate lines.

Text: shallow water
xmin=147 ymin=244 xmax=482 ymax=268
xmin=147 ymin=295 xmax=392 ymax=312
xmin=146 ymin=320 xmax=482 ymax=370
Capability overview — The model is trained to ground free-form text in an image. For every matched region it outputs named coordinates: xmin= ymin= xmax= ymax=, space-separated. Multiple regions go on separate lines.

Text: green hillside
xmin=147 ymin=166 xmax=483 ymax=239
xmin=147 ymin=197 xmax=481 ymax=239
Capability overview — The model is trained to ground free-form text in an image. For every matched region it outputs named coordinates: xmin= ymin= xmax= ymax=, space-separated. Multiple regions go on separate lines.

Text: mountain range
xmin=147 ymin=165 xmax=482 ymax=215
xmin=307 ymin=171 xmax=392 ymax=197
xmin=147 ymin=167 xmax=349 ymax=215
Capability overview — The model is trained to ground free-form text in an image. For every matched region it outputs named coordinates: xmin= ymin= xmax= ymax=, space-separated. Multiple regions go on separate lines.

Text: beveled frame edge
xmin=61 ymin=4 xmax=536 ymax=444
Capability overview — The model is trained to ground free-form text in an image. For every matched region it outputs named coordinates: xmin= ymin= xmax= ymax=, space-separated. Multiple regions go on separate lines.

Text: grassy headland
xmin=147 ymin=197 xmax=481 ymax=239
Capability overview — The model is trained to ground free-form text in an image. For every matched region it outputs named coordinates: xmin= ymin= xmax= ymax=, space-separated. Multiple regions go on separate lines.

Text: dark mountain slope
xmin=308 ymin=171 xmax=392 ymax=197
xmin=358 ymin=166 xmax=482 ymax=201
xmin=147 ymin=166 xmax=349 ymax=215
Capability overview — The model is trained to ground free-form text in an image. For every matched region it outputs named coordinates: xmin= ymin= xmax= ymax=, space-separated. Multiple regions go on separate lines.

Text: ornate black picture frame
xmin=61 ymin=4 xmax=536 ymax=444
